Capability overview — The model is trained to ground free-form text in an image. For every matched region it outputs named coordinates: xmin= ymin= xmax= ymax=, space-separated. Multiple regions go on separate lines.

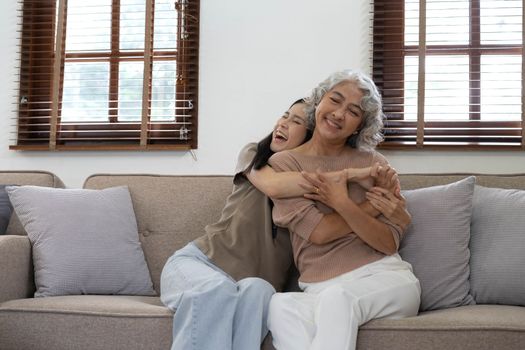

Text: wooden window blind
xmin=373 ymin=0 xmax=524 ymax=149
xmin=13 ymin=0 xmax=199 ymax=151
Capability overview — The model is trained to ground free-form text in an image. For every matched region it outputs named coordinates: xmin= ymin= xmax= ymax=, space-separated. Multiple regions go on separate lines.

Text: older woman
xmin=267 ymin=70 xmax=421 ymax=350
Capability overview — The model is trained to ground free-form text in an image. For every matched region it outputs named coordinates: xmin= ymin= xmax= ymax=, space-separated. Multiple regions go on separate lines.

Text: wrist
xmin=347 ymin=167 xmax=371 ymax=181
xmin=333 ymin=195 xmax=353 ymax=213
xmin=361 ymin=200 xmax=380 ymax=217
xmin=344 ymin=168 xmax=351 ymax=181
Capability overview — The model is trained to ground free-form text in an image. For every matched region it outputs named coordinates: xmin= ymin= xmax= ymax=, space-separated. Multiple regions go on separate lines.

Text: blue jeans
xmin=160 ymin=243 xmax=275 ymax=350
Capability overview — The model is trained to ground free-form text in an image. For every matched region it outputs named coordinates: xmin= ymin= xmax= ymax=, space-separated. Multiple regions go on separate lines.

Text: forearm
xmin=333 ymin=199 xmax=397 ymax=255
xmin=360 ymin=200 xmax=381 ymax=217
xmin=247 ymin=166 xmax=309 ymax=198
xmin=309 ymin=213 xmax=351 ymax=245
xmin=308 ymin=201 xmax=378 ymax=244
xmin=322 ymin=167 xmax=374 ymax=190
xmin=249 ymin=166 xmax=376 ymax=200
xmin=344 ymin=167 xmax=371 ymax=182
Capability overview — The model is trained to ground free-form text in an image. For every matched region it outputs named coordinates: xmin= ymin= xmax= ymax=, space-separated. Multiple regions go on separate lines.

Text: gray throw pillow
xmin=400 ymin=176 xmax=476 ymax=311
xmin=6 ymin=185 xmax=155 ymax=297
xmin=0 ymin=185 xmax=14 ymax=234
xmin=470 ymin=185 xmax=525 ymax=305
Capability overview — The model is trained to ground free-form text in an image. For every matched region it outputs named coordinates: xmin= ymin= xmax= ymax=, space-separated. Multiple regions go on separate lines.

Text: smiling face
xmin=314 ymin=81 xmax=364 ymax=144
xmin=270 ymin=102 xmax=309 ymax=152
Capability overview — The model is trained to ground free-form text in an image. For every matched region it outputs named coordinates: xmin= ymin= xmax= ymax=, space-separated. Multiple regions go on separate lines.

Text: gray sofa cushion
xmin=0 ymin=185 xmax=13 ymax=234
xmin=6 ymin=185 xmax=155 ymax=297
xmin=83 ymin=174 xmax=235 ymax=293
xmin=0 ymin=170 xmax=65 ymax=236
xmin=470 ymin=185 xmax=525 ymax=305
xmin=400 ymin=176 xmax=475 ymax=311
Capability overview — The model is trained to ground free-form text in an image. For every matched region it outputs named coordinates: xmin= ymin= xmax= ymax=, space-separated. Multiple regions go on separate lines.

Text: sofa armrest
xmin=0 ymin=235 xmax=35 ymax=302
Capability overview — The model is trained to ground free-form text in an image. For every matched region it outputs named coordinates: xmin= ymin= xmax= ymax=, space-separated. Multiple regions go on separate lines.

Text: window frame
xmin=12 ymin=0 xmax=200 ymax=151
xmin=373 ymin=0 xmax=525 ymax=150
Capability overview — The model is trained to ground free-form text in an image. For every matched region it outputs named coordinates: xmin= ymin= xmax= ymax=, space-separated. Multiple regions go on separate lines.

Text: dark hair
xmin=247 ymin=99 xmax=312 ymax=172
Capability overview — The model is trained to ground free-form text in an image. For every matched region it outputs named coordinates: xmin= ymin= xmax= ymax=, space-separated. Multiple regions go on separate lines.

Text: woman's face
xmin=314 ymin=81 xmax=364 ymax=143
xmin=270 ymin=103 xmax=309 ymax=152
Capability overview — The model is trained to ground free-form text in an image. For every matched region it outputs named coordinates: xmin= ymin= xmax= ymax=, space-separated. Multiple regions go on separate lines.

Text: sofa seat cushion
xmin=0 ymin=296 xmax=173 ymax=350
xmin=357 ymin=305 xmax=525 ymax=350
xmin=261 ymin=305 xmax=525 ymax=350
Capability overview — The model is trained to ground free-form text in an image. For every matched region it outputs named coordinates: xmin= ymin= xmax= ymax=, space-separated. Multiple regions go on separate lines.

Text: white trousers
xmin=267 ymin=254 xmax=421 ymax=350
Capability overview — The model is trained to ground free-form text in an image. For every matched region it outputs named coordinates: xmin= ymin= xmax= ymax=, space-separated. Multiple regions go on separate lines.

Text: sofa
xmin=1 ymin=170 xmax=525 ymax=350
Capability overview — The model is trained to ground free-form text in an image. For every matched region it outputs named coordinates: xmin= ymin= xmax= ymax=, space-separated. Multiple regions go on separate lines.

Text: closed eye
xmin=291 ymin=116 xmax=306 ymax=125
xmin=349 ymin=104 xmax=364 ymax=118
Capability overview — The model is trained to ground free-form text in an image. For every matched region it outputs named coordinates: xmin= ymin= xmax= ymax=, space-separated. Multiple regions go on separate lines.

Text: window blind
xmin=373 ymin=0 xmax=524 ymax=149
xmin=13 ymin=0 xmax=199 ymax=151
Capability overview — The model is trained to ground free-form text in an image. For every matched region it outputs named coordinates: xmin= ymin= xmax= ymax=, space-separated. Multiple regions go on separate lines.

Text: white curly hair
xmin=305 ymin=69 xmax=384 ymax=150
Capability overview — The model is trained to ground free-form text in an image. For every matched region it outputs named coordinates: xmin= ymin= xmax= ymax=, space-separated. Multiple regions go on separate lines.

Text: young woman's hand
xmin=371 ymin=164 xmax=400 ymax=196
xmin=365 ymin=187 xmax=411 ymax=230
xmin=301 ymin=171 xmax=350 ymax=211
xmin=350 ymin=163 xmax=379 ymax=190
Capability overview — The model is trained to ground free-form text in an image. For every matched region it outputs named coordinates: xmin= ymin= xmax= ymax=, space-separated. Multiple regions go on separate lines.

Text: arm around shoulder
xmin=247 ymin=166 xmax=310 ymax=199
xmin=246 ymin=151 xmax=310 ymax=199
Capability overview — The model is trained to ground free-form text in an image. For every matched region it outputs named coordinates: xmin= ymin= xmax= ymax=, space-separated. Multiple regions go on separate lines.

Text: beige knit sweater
xmin=269 ymin=148 xmax=404 ymax=283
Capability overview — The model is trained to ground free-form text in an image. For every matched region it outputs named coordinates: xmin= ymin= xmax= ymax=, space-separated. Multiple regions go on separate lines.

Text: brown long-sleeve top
xmin=268 ymin=148 xmax=405 ymax=283
xmin=193 ymin=143 xmax=294 ymax=291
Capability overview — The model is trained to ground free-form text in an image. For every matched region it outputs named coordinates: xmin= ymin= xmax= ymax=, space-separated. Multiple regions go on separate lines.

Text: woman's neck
xmin=299 ymin=134 xmax=348 ymax=156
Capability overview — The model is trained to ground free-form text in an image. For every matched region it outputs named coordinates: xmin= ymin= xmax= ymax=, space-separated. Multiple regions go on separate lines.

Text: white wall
xmin=1 ymin=0 xmax=525 ymax=188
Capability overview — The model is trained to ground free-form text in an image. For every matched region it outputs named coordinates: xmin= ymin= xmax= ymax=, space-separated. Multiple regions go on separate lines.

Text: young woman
xmin=160 ymin=99 xmax=410 ymax=350
xmin=160 ymin=99 xmax=313 ymax=350
xmin=267 ymin=70 xmax=421 ymax=350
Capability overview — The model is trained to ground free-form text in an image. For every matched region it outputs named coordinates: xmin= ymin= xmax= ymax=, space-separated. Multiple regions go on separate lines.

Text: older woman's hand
xmin=365 ymin=187 xmax=411 ymax=230
xmin=301 ymin=171 xmax=350 ymax=211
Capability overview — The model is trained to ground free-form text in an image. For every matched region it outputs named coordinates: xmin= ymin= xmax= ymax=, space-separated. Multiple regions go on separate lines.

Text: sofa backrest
xmin=400 ymin=173 xmax=525 ymax=190
xmin=83 ymin=174 xmax=234 ymax=294
xmin=0 ymin=170 xmax=65 ymax=235
xmin=4 ymin=171 xmax=523 ymax=296
xmin=84 ymin=172 xmax=525 ymax=294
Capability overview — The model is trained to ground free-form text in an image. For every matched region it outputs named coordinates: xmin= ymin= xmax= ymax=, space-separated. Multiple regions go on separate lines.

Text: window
xmin=373 ymin=0 xmax=524 ymax=149
xmin=13 ymin=0 xmax=199 ymax=151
